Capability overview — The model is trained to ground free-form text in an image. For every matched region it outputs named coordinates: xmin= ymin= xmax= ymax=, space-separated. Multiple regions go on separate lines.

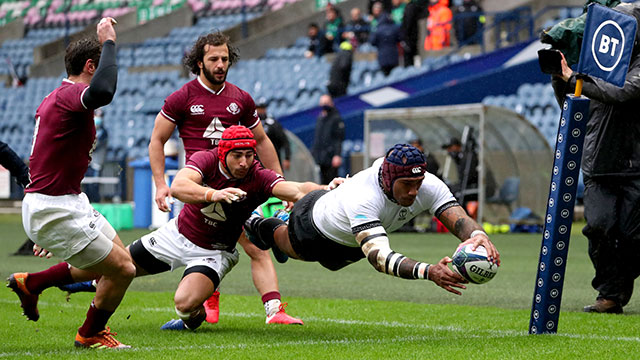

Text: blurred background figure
xmin=83 ymin=108 xmax=109 ymax=203
xmin=327 ymin=41 xmax=354 ymax=98
xmin=323 ymin=5 xmax=343 ymax=53
xmin=400 ymin=0 xmax=428 ymax=66
xmin=410 ymin=138 xmax=440 ymax=177
xmin=304 ymin=23 xmax=328 ymax=58
xmin=256 ymin=99 xmax=291 ymax=171
xmin=342 ymin=7 xmax=370 ymax=48
xmin=453 ymin=0 xmax=484 ymax=45
xmin=390 ymin=0 xmax=406 ymax=25
xmin=370 ymin=13 xmax=401 ymax=76
xmin=424 ymin=0 xmax=452 ymax=51
xmin=368 ymin=1 xmax=385 ymax=33
xmin=312 ymin=95 xmax=345 ymax=184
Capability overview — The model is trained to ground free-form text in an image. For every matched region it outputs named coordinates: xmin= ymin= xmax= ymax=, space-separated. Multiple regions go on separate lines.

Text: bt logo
xmin=591 ymin=20 xmax=626 ymax=72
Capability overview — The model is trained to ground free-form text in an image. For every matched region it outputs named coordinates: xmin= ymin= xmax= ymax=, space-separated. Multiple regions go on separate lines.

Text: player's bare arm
xmin=149 ymin=113 xmax=177 ymax=211
xmin=252 ymin=122 xmax=283 ymax=175
xmin=438 ymin=205 xmax=500 ymax=265
xmin=170 ymin=167 xmax=246 ymax=204
xmin=272 ymin=181 xmax=326 ymax=203
xmin=353 ymin=224 xmax=467 ymax=295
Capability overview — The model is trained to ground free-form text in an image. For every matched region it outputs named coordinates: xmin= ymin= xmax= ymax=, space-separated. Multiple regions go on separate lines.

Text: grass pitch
xmin=1 ymin=213 xmax=639 ymax=359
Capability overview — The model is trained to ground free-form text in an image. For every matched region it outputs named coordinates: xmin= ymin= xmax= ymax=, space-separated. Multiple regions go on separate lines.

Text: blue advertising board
xmin=577 ymin=3 xmax=637 ymax=87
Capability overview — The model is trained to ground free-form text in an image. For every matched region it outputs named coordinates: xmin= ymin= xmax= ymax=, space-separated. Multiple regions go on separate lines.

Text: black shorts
xmin=289 ymin=190 xmax=365 ymax=271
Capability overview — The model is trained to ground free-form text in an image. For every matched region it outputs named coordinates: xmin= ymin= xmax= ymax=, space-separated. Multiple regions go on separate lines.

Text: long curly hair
xmin=183 ymin=31 xmax=239 ymax=75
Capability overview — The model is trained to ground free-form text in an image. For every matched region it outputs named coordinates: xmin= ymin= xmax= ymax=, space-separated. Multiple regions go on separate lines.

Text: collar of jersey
xmin=62 ymin=78 xmax=75 ymax=84
xmin=197 ymin=76 xmax=225 ymax=95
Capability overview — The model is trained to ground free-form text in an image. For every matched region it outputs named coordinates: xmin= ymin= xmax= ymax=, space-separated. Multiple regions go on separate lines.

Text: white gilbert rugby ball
xmin=451 ymin=244 xmax=498 ymax=284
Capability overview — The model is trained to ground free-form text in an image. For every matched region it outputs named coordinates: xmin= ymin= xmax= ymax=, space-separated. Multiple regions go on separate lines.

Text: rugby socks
xmin=176 ymin=305 xmax=206 ymax=330
xmin=26 ymin=262 xmax=74 ymax=294
xmin=262 ymin=291 xmax=282 ymax=317
xmin=78 ymin=300 xmax=114 ymax=337
xmin=254 ymin=218 xmax=286 ymax=248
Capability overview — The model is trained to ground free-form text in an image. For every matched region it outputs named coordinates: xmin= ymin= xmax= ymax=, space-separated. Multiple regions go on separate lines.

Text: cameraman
xmin=550 ymin=3 xmax=640 ymax=314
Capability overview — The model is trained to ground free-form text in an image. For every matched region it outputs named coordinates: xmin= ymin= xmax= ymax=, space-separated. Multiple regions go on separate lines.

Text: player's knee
xmin=243 ymin=242 xmax=270 ymax=260
xmin=174 ymin=295 xmax=199 ymax=314
xmin=116 ymin=261 xmax=137 ymax=281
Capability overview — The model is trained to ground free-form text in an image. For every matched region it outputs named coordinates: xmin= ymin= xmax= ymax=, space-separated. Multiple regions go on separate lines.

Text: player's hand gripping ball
xmin=451 ymin=244 xmax=498 ymax=284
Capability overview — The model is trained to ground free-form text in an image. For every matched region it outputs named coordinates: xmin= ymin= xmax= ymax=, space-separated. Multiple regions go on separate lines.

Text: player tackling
xmin=245 ymin=144 xmax=500 ymax=294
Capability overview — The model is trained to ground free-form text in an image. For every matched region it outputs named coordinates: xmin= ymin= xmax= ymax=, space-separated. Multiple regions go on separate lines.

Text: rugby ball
xmin=451 ymin=244 xmax=498 ymax=284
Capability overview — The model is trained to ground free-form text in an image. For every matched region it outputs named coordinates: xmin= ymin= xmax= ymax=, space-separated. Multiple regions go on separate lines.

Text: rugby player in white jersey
xmin=245 ymin=143 xmax=500 ymax=294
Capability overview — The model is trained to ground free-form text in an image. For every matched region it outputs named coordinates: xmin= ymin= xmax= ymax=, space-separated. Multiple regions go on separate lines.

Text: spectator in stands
xmin=304 ymin=23 xmax=328 ymax=58
xmin=424 ymin=0 xmax=453 ymax=51
xmin=324 ymin=5 xmax=344 ymax=53
xmin=342 ymin=7 xmax=370 ymax=47
xmin=453 ymin=0 xmax=484 ymax=45
xmin=312 ymin=94 xmax=345 ymax=184
xmin=370 ymin=13 xmax=402 ymax=76
xmin=551 ymin=12 xmax=640 ymax=313
xmin=327 ymin=41 xmax=354 ymax=98
xmin=401 ymin=0 xmax=428 ymax=66
xmin=391 ymin=0 xmax=406 ymax=25
xmin=83 ymin=108 xmax=108 ymax=203
xmin=256 ymin=99 xmax=291 ymax=171
xmin=369 ymin=2 xmax=387 ymax=35
xmin=368 ymin=0 xmax=392 ymax=16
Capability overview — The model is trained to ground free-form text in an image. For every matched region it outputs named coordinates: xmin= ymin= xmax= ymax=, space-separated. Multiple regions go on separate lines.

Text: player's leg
xmin=164 ymin=247 xmax=240 ymax=330
xmin=70 ymin=232 xmax=136 ymax=349
xmin=237 ymin=234 xmax=303 ymax=325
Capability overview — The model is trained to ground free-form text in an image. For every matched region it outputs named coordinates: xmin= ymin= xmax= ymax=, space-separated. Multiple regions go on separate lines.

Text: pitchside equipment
xmin=451 ymin=244 xmax=498 ymax=284
xmin=529 ymin=4 xmax=637 ymax=335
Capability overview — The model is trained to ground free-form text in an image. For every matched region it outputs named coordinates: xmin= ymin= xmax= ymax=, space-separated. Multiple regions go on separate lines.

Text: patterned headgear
xmin=218 ymin=125 xmax=256 ymax=170
xmin=379 ymin=144 xmax=428 ymax=201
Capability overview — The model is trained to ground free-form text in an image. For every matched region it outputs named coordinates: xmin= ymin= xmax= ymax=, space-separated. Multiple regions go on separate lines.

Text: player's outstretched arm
xmin=354 ymin=225 xmax=467 ymax=294
xmin=171 ymin=167 xmax=246 ymax=204
xmin=83 ymin=18 xmax=118 ymax=109
xmin=437 ymin=205 xmax=500 ymax=265
xmin=271 ymin=181 xmax=326 ymax=203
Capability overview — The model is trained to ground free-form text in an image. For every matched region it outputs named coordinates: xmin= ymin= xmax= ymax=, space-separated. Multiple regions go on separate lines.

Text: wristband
xmin=204 ymin=189 xmax=216 ymax=202
xmin=470 ymin=230 xmax=488 ymax=239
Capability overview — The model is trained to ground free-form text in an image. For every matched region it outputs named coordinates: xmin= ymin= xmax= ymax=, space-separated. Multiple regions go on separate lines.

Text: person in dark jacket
xmin=370 ymin=13 xmax=401 ymax=76
xmin=401 ymin=0 xmax=428 ymax=66
xmin=0 ymin=140 xmax=29 ymax=188
xmin=256 ymin=99 xmax=291 ymax=171
xmin=327 ymin=41 xmax=354 ymax=98
xmin=311 ymin=94 xmax=345 ymax=184
xmin=305 ymin=23 xmax=328 ymax=58
xmin=551 ymin=3 xmax=640 ymax=314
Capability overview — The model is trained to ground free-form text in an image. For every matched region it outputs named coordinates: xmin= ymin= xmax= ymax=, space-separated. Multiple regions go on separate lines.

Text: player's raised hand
xmin=428 ymin=256 xmax=467 ymax=295
xmin=97 ymin=17 xmax=117 ymax=44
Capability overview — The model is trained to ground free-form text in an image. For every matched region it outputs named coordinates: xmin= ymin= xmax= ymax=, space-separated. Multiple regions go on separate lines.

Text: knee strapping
xmin=257 ymin=218 xmax=285 ymax=246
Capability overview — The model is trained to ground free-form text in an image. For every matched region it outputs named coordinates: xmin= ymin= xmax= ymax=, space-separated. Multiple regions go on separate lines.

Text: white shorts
xmin=136 ymin=218 xmax=239 ymax=279
xmin=22 ymin=192 xmax=116 ymax=267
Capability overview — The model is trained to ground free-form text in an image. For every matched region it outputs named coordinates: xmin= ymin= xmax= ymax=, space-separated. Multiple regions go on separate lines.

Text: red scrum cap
xmin=379 ymin=144 xmax=428 ymax=201
xmin=218 ymin=125 xmax=257 ymax=169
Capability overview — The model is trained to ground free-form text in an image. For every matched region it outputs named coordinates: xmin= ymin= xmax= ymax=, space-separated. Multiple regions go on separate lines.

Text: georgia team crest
xmin=201 ymin=202 xmax=227 ymax=221
xmin=226 ymin=102 xmax=240 ymax=115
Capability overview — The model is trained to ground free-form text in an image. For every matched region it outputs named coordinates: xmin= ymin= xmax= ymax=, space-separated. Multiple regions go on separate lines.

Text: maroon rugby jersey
xmin=160 ymin=77 xmax=260 ymax=159
xmin=178 ymin=148 xmax=284 ymax=250
xmin=26 ymin=79 xmax=95 ymax=195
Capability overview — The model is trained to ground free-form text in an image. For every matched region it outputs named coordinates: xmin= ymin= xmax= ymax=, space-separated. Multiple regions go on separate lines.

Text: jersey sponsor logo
xmin=201 ymin=202 xmax=227 ymax=221
xmin=226 ymin=102 xmax=240 ymax=115
xmin=190 ymin=104 xmax=205 ymax=115
xmin=411 ymin=167 xmax=422 ymax=174
xmin=149 ymin=237 xmax=157 ymax=246
xmin=203 ymin=117 xmax=226 ymax=146
xmin=398 ymin=208 xmax=408 ymax=221
xmin=253 ymin=109 xmax=258 ymax=118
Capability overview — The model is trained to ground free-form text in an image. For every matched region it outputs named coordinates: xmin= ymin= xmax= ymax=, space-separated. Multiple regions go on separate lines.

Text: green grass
xmin=1 ymin=214 xmax=639 ymax=359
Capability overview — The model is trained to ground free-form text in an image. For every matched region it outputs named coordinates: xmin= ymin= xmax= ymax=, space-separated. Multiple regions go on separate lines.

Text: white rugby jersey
xmin=312 ymin=158 xmax=456 ymax=247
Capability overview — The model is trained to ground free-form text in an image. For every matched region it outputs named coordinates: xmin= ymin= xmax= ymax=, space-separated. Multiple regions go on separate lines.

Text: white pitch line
xmin=2 ymin=299 xmax=639 ymax=346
